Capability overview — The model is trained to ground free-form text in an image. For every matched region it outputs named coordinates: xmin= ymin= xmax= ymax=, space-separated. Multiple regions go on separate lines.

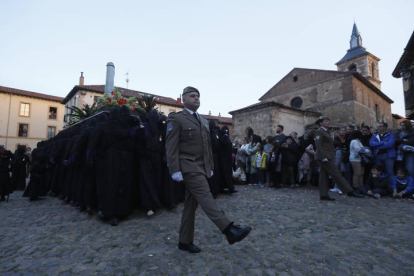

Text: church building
xmin=230 ymin=23 xmax=393 ymax=139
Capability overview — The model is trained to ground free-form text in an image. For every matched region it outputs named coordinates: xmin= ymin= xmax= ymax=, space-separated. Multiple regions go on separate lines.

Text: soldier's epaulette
xmin=167 ymin=111 xmax=181 ymax=117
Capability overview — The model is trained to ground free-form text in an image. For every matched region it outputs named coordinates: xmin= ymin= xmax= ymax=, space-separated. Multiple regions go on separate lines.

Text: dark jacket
xmin=281 ymin=142 xmax=299 ymax=166
xmin=394 ymin=130 xmax=414 ymax=147
xmin=369 ymin=132 xmax=396 ymax=158
xmin=365 ymin=173 xmax=388 ymax=191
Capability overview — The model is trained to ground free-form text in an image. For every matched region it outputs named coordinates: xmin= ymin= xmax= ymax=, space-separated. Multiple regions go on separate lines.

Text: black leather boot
xmin=110 ymin=217 xmax=119 ymax=226
xmin=223 ymin=222 xmax=252 ymax=245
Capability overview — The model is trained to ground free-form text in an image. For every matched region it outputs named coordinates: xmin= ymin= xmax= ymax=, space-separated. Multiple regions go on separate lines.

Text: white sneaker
xmin=330 ymin=188 xmax=341 ymax=193
xmin=338 ymin=190 xmax=343 ymax=195
xmin=147 ymin=210 xmax=154 ymax=216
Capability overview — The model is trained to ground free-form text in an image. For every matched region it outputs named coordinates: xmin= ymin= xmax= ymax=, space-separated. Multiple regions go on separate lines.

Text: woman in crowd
xmin=233 ymin=137 xmax=249 ymax=183
xmin=349 ymin=130 xmax=364 ymax=190
xmin=298 ymin=130 xmax=316 ymax=186
xmin=263 ymin=136 xmax=274 ymax=185
xmin=246 ymin=134 xmax=261 ymax=185
xmin=395 ymin=120 xmax=414 ymax=177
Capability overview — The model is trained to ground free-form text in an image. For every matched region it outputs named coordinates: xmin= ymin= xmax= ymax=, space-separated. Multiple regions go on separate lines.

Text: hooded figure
xmin=11 ymin=146 xmax=30 ymax=191
xmin=23 ymin=142 xmax=48 ymax=200
xmin=133 ymin=110 xmax=161 ymax=215
xmin=218 ymin=125 xmax=236 ymax=193
xmin=79 ymin=112 xmax=109 ymax=213
xmin=88 ymin=106 xmax=137 ymax=226
xmin=0 ymin=149 xmax=12 ymax=201
xmin=207 ymin=120 xmax=222 ymax=197
xmin=156 ymin=113 xmax=184 ymax=208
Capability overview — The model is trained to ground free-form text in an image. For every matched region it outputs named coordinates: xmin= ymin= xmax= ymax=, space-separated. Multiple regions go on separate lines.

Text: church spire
xmin=350 ymin=22 xmax=363 ymax=49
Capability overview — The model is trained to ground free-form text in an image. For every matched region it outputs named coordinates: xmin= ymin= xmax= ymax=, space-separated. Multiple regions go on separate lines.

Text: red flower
xmin=149 ymin=102 xmax=152 ymax=107
xmin=111 ymin=91 xmax=115 ymax=95
xmin=106 ymin=98 xmax=112 ymax=102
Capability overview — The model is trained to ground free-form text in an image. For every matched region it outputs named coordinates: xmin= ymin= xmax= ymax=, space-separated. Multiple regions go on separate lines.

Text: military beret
xmin=315 ymin=116 xmax=329 ymax=125
xmin=183 ymin=86 xmax=200 ymax=96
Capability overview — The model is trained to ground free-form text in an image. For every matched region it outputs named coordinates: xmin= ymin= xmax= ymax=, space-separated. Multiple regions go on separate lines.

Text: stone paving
xmin=1 ymin=184 xmax=414 ymax=276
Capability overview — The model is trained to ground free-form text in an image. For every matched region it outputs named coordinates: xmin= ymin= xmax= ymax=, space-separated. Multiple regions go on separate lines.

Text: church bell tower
xmin=336 ymin=23 xmax=382 ymax=90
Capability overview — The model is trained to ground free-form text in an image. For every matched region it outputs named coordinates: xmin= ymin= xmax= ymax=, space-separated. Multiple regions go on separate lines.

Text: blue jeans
xmin=374 ymin=155 xmax=395 ymax=191
xmin=404 ymin=152 xmax=414 ymax=177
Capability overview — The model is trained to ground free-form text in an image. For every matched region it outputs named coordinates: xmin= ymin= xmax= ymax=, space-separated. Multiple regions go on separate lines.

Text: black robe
xmin=0 ymin=154 xmax=12 ymax=197
xmin=88 ymin=111 xmax=138 ymax=217
xmin=11 ymin=149 xmax=30 ymax=191
xmin=207 ymin=126 xmax=222 ymax=196
xmin=23 ymin=148 xmax=48 ymax=198
xmin=218 ymin=132 xmax=235 ymax=192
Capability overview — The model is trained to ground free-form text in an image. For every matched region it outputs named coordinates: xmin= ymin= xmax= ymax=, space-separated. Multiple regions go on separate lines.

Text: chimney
xmin=79 ymin=72 xmax=84 ymax=86
xmin=105 ymin=62 xmax=115 ymax=96
xmin=209 ymin=110 xmax=211 ymax=115
xmin=177 ymin=94 xmax=182 ymax=105
xmin=218 ymin=112 xmax=221 ymax=117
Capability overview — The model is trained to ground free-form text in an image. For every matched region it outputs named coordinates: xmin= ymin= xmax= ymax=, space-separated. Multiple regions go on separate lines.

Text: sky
xmin=1 ymin=0 xmax=413 ymax=117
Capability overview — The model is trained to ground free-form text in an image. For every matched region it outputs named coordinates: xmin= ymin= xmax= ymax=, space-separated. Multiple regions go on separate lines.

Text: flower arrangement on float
xmin=98 ymin=88 xmax=140 ymax=111
xmin=137 ymin=94 xmax=157 ymax=113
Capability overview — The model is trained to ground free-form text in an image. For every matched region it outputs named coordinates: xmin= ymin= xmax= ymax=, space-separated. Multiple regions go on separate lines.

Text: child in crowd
xmin=355 ymin=165 xmax=388 ymax=199
xmin=392 ymin=168 xmax=414 ymax=198
xmin=252 ymin=144 xmax=267 ymax=187
xmin=267 ymin=142 xmax=282 ymax=188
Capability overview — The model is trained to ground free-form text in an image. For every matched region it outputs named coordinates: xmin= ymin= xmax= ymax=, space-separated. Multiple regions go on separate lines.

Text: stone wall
xmin=352 ymin=77 xmax=392 ymax=128
xmin=231 ymin=103 xmax=320 ymax=140
xmin=232 ymin=105 xmax=274 ymax=139
xmin=337 ymin=54 xmax=381 ymax=90
xmin=265 ymin=74 xmax=357 ymax=125
xmin=260 ymin=69 xmax=350 ymax=101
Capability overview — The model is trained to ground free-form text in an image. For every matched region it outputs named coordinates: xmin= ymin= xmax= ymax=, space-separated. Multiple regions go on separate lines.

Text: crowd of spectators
xmin=232 ymin=120 xmax=414 ymax=199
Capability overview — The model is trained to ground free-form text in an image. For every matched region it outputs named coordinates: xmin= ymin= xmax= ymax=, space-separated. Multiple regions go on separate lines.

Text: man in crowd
xmin=369 ymin=122 xmax=396 ymax=190
xmin=166 ymin=86 xmax=252 ymax=253
xmin=273 ymin=125 xmax=286 ymax=146
xmin=361 ymin=126 xmax=373 ymax=182
xmin=361 ymin=126 xmax=373 ymax=147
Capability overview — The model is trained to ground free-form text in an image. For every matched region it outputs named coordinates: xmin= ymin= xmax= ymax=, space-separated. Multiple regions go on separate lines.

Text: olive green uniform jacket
xmin=165 ymin=110 xmax=214 ymax=178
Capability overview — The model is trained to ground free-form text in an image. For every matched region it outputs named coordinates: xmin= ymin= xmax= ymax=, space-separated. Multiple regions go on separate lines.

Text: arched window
xmin=371 ymin=62 xmax=376 ymax=79
xmin=290 ymin=97 xmax=303 ymax=109
xmin=349 ymin=64 xmax=357 ymax=72
xmin=245 ymin=127 xmax=253 ymax=139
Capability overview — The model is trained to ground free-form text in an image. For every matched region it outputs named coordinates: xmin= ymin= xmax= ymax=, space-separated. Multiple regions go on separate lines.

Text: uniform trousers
xmin=179 ymin=172 xmax=231 ymax=245
xmin=318 ymin=160 xmax=353 ymax=197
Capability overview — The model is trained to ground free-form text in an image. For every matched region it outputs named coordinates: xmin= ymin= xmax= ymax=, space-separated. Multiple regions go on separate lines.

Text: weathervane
xmin=125 ymin=70 xmax=130 ymax=88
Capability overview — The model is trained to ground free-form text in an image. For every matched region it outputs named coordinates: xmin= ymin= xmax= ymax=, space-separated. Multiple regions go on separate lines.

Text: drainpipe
xmin=5 ymin=93 xmax=12 ymax=149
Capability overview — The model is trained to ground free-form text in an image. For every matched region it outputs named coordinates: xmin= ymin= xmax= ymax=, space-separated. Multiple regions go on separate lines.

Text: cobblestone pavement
xmin=1 ymin=184 xmax=414 ymax=276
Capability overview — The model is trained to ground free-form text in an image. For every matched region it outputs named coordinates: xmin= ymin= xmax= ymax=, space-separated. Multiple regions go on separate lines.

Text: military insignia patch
xmin=167 ymin=123 xmax=173 ymax=131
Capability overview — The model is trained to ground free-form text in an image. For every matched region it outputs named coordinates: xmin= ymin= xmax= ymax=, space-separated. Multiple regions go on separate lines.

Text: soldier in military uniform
xmin=314 ymin=116 xmax=364 ymax=200
xmin=166 ymin=86 xmax=252 ymax=253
